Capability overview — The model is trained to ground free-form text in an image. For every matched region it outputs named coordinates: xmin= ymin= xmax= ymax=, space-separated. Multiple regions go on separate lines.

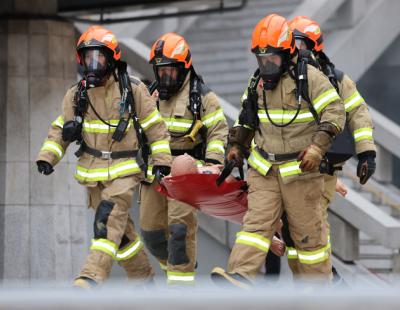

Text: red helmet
xmin=289 ymin=16 xmax=324 ymax=52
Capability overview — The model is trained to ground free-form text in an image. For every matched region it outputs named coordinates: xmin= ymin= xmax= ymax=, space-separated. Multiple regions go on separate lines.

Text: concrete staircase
xmin=339 ymin=165 xmax=400 ymax=281
xmin=184 ymin=0 xmax=303 ymax=108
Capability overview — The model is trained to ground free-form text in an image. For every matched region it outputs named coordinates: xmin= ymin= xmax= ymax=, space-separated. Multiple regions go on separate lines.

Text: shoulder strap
xmin=189 ymin=70 xmax=203 ymax=119
xmin=117 ymin=61 xmax=148 ymax=148
xmin=295 ymin=58 xmax=320 ymax=124
xmin=148 ymin=80 xmax=158 ymax=95
xmin=334 ymin=68 xmax=344 ymax=83
xmin=73 ymin=79 xmax=88 ymax=121
xmin=249 ymin=68 xmax=261 ymax=94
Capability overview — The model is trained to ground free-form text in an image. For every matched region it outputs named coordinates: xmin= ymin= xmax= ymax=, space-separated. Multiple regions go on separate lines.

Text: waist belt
xmin=78 ymin=142 xmax=138 ymax=160
xmin=256 ymin=147 xmax=299 ymax=162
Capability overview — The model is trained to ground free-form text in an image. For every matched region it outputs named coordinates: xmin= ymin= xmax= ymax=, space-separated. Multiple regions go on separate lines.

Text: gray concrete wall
xmin=0 ymin=15 xmax=88 ymax=281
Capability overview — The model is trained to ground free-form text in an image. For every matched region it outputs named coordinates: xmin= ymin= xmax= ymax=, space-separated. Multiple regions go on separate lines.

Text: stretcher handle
xmin=216 ymin=159 xmax=244 ymax=186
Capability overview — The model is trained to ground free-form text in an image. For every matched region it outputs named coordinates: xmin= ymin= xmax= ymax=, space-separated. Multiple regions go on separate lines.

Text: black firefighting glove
xmin=226 ymin=144 xmax=244 ymax=168
xmin=152 ymin=165 xmax=171 ymax=182
xmin=357 ymin=151 xmax=376 ymax=185
xmin=37 ymin=160 xmax=54 ymax=175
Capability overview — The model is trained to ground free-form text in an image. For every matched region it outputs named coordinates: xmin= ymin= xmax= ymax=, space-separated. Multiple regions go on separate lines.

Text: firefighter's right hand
xmin=226 ymin=144 xmax=244 ymax=168
xmin=298 ymin=144 xmax=323 ymax=172
xmin=37 ymin=161 xmax=54 ymax=175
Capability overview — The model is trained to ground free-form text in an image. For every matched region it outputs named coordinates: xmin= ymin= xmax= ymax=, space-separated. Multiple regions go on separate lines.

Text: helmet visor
xmin=156 ymin=65 xmax=180 ymax=88
xmin=82 ymin=48 xmax=108 ymax=72
xmin=256 ymin=53 xmax=283 ymax=76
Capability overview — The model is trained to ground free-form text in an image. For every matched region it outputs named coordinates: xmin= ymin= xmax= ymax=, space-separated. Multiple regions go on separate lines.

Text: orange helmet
xmin=289 ymin=16 xmax=324 ymax=52
xmin=149 ymin=32 xmax=192 ymax=69
xmin=251 ymin=14 xmax=295 ymax=55
xmin=76 ymin=25 xmax=121 ymax=64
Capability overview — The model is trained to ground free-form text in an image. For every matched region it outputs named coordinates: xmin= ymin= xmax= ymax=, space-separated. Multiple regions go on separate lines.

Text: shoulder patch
xmin=334 ymin=69 xmax=344 ymax=83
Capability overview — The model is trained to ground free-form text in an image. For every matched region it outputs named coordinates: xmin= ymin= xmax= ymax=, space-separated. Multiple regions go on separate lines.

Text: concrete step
xmin=193 ymin=49 xmax=246 ymax=64
xmin=195 ymin=58 xmax=249 ymax=75
xmin=357 ymin=258 xmax=393 ymax=270
xmin=185 ymin=28 xmax=252 ymax=43
xmin=204 ymin=70 xmax=249 ymax=85
xmin=210 ymin=81 xmax=248 ymax=97
xmin=360 ymin=245 xmax=394 ymax=256
xmin=190 ymin=40 xmax=247 ymax=53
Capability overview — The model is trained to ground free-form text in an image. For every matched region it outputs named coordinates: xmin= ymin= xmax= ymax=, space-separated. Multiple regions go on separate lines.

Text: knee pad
xmin=141 ymin=229 xmax=168 ymax=260
xmin=168 ymin=224 xmax=189 ymax=265
xmin=94 ymin=200 xmax=115 ymax=239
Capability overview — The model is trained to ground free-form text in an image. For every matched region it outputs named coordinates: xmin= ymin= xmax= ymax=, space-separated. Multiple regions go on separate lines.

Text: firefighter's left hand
xmin=270 ymin=236 xmax=285 ymax=257
xmin=357 ymin=151 xmax=376 ymax=185
xmin=298 ymin=144 xmax=323 ymax=172
xmin=335 ymin=179 xmax=348 ymax=197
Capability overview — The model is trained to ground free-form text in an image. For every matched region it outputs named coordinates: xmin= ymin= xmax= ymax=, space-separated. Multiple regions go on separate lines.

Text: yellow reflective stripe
xmin=51 ymin=115 xmax=64 ymax=128
xmin=159 ymin=262 xmax=167 ymax=271
xmin=353 ymin=127 xmax=373 ymax=142
xmin=140 ymin=109 xmax=163 ymax=131
xmin=196 ymin=160 xmax=204 ymax=167
xmin=235 ymin=231 xmax=270 ymax=252
xmin=164 ymin=117 xmax=193 ymax=132
xmin=116 ymin=237 xmax=143 ymax=261
xmin=344 ymin=91 xmax=364 ymax=112
xmin=248 ymin=148 xmax=272 ymax=176
xmin=206 ymin=140 xmax=225 ymax=154
xmin=297 ymin=243 xmax=331 ymax=265
xmin=90 ymin=238 xmax=117 ymax=258
xmin=75 ymin=159 xmax=141 ymax=182
xmin=40 ymin=140 xmax=64 ymax=159
xmin=241 ymin=88 xmax=248 ymax=102
xmin=167 ymin=271 xmax=195 ymax=284
xmin=82 ymin=119 xmax=133 ymax=133
xmin=313 ymin=88 xmax=340 ymax=113
xmin=258 ymin=109 xmax=314 ymax=124
xmin=287 ymin=247 xmax=298 ymax=259
xmin=201 ymin=109 xmax=226 ymax=128
xmin=233 ymin=120 xmax=252 ymax=130
xmin=279 ymin=161 xmax=302 ymax=177
xmin=150 ymin=140 xmax=171 ymax=155
xmin=145 ymin=165 xmax=155 ymax=183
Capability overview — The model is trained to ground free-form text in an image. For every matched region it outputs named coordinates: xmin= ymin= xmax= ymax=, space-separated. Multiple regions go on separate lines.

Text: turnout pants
xmin=287 ymin=173 xmax=337 ymax=276
xmin=78 ymin=175 xmax=154 ymax=283
xmin=140 ymin=181 xmax=197 ymax=285
xmin=228 ymin=166 xmax=332 ymax=282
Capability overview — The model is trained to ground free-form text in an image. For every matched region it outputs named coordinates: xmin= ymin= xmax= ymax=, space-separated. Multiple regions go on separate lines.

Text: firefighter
xmin=211 ymin=14 xmax=346 ymax=288
xmin=279 ymin=15 xmax=377 ymax=277
xmin=37 ymin=26 xmax=172 ymax=288
xmin=140 ymin=32 xmax=228 ymax=285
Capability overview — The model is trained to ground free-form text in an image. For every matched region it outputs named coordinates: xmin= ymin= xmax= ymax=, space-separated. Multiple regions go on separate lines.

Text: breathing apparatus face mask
xmin=256 ymin=53 xmax=285 ymax=90
xmin=81 ymin=48 xmax=112 ymax=88
xmin=155 ymin=63 xmax=188 ymax=100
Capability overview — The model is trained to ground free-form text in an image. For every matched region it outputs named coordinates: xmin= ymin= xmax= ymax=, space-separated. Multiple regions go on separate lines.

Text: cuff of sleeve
xmin=37 ymin=152 xmax=59 ymax=167
xmin=151 ymin=153 xmax=172 ymax=168
xmin=355 ymin=141 xmax=377 ymax=155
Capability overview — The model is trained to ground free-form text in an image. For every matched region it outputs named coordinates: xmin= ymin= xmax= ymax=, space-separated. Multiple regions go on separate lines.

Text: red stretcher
xmin=157 ymin=174 xmax=247 ymax=224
